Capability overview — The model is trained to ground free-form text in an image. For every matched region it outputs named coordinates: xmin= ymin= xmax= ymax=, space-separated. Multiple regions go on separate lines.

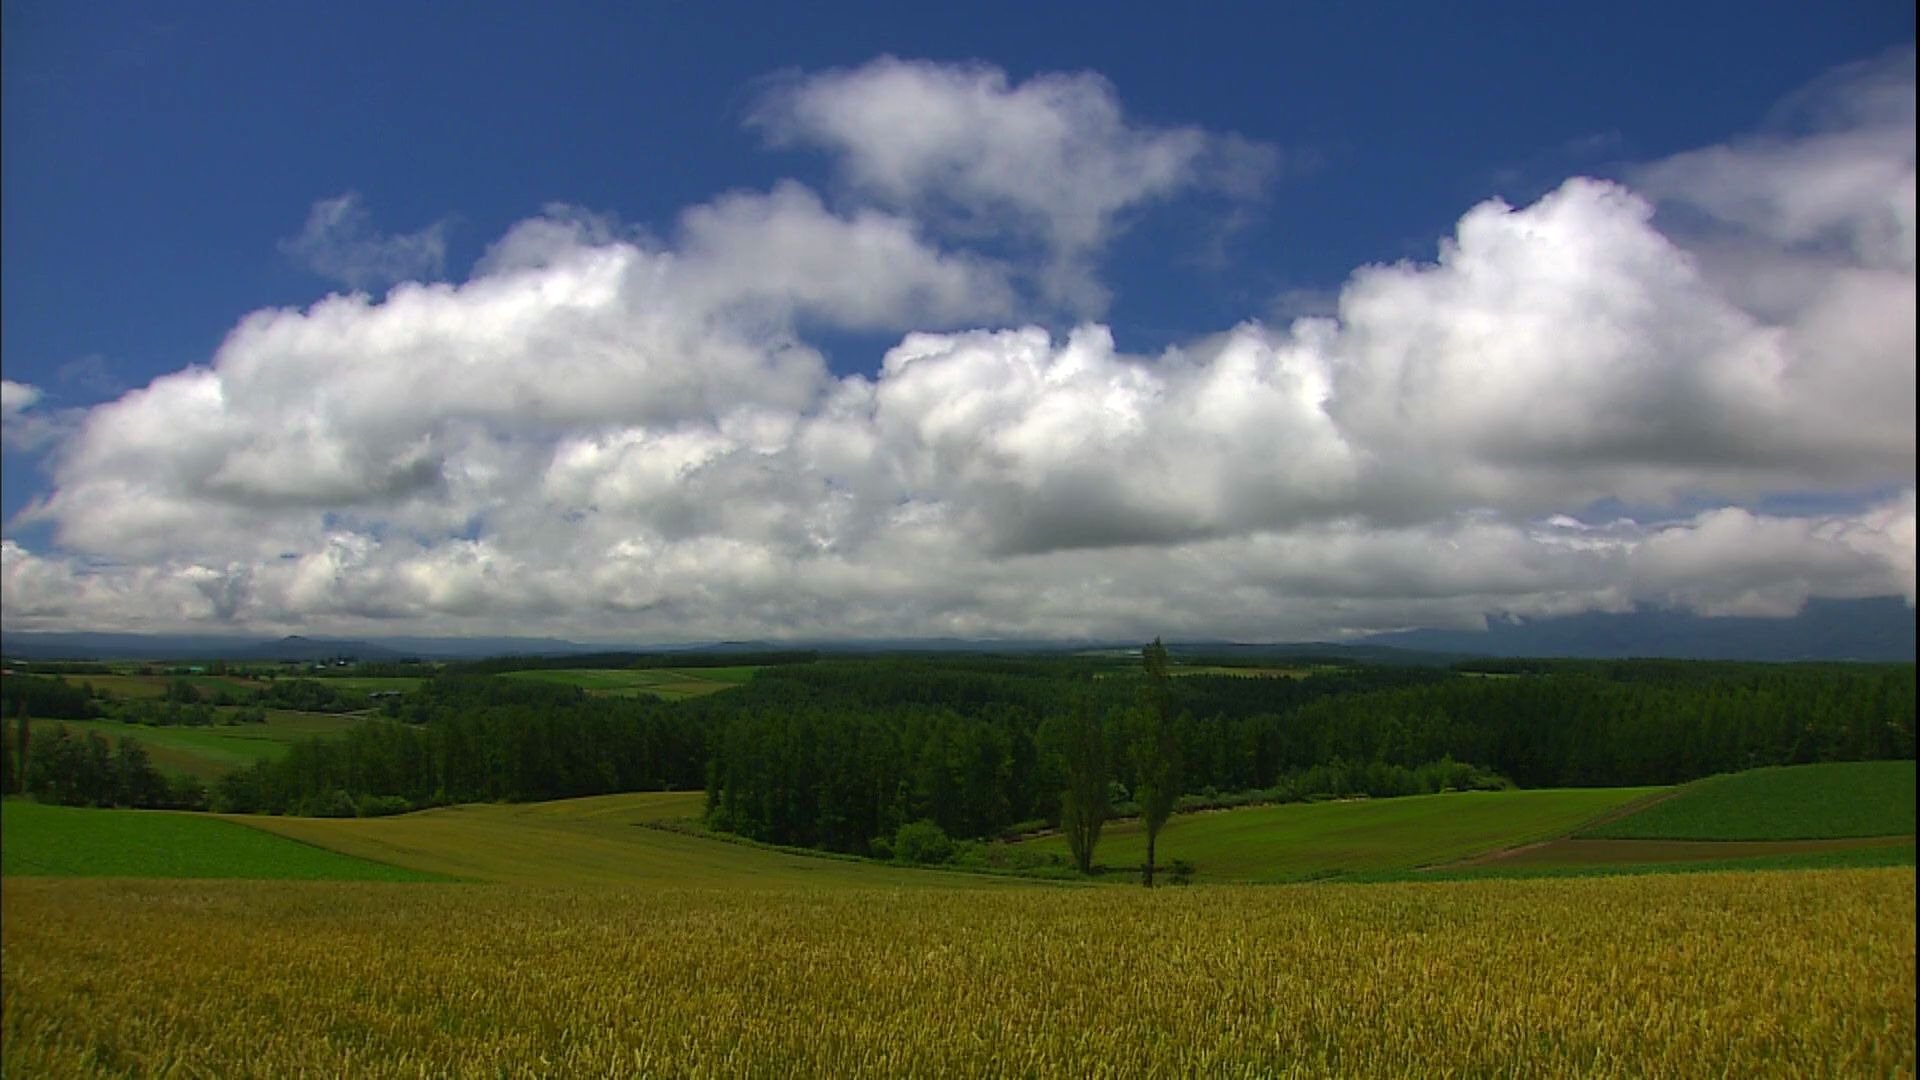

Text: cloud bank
xmin=4 ymin=54 xmax=1914 ymax=641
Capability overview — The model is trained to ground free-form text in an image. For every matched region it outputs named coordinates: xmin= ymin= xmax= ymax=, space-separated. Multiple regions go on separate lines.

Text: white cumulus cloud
xmin=753 ymin=56 xmax=1277 ymax=313
xmin=2 ymin=54 xmax=1913 ymax=641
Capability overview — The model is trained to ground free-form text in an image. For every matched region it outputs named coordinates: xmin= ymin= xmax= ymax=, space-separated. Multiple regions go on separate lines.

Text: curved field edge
xmin=238 ymin=788 xmax=1665 ymax=887
xmin=0 ymin=801 xmax=451 ymax=882
xmin=1580 ymin=761 xmax=1917 ymax=841
xmin=4 ymin=870 xmax=1912 ymax=1078
xmin=229 ymin=792 xmax=1025 ymax=888
xmin=1014 ymin=786 xmax=1666 ymax=882
xmin=1398 ymin=837 xmax=1915 ymax=881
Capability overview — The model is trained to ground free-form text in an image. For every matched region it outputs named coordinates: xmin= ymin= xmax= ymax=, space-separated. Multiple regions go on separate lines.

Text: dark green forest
xmin=4 ymin=723 xmax=196 ymax=810
xmin=698 ymin=658 xmax=1914 ymax=853
xmin=5 ymin=656 xmax=1913 ymax=856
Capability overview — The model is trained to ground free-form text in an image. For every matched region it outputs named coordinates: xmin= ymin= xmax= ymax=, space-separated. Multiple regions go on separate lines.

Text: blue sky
xmin=2 ymin=2 xmax=1914 ymax=641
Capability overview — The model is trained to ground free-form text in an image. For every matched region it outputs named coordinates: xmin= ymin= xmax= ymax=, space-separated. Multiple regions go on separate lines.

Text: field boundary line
xmin=1418 ymin=787 xmax=1684 ymax=872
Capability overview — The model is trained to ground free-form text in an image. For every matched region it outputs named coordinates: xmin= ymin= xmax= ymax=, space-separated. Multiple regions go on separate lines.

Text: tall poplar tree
xmin=14 ymin=704 xmax=28 ymax=795
xmin=1057 ymin=697 xmax=1109 ymax=875
xmin=1134 ymin=638 xmax=1182 ymax=887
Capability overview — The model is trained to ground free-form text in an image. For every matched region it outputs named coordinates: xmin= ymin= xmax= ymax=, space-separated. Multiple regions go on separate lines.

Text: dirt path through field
xmin=1422 ymin=787 xmax=1685 ymax=871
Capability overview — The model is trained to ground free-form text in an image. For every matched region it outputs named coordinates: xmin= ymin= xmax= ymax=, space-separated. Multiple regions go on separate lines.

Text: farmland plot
xmin=3 ymin=870 xmax=1911 ymax=1077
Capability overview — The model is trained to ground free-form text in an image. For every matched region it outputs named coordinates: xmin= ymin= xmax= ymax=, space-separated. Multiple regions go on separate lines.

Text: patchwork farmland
xmin=3 ymin=656 xmax=1913 ymax=1075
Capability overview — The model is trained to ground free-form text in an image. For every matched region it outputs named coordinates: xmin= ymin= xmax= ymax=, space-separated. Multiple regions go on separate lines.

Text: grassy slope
xmin=1581 ymin=761 xmax=1917 ymax=841
xmin=31 ymin=712 xmax=363 ymax=779
xmin=1016 ymin=787 xmax=1664 ymax=882
xmin=235 ymin=792 xmax=1019 ymax=889
xmin=498 ymin=666 xmax=759 ymax=700
xmin=0 ymin=801 xmax=449 ymax=881
xmin=1392 ymin=840 xmax=1916 ymax=882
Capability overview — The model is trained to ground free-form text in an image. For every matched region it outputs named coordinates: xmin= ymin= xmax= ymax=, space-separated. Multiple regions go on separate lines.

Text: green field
xmin=1015 ymin=787 xmax=1665 ymax=882
xmin=1092 ymin=664 xmax=1322 ymax=680
xmin=499 ymin=666 xmax=759 ymax=700
xmin=33 ymin=711 xmax=364 ymax=779
xmin=0 ymin=801 xmax=449 ymax=881
xmin=20 ymin=672 xmax=269 ymax=700
xmin=8 ymin=671 xmax=421 ymax=701
xmin=1170 ymin=664 xmax=1316 ymax=678
xmin=1414 ymin=838 xmax=1917 ymax=881
xmin=40 ymin=672 xmax=169 ymax=699
xmin=178 ymin=673 xmax=273 ymax=692
xmin=302 ymin=676 xmax=429 ymax=693
xmin=21 ymin=776 xmax=1880 ymax=891
xmin=1582 ymin=761 xmax=1917 ymax=841
xmin=234 ymin=792 xmax=1017 ymax=888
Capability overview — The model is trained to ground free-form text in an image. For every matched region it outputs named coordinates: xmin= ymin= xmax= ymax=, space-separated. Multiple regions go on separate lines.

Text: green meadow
xmin=23 ymin=773 xmax=1897 ymax=891
xmin=1015 ymin=787 xmax=1665 ymax=882
xmin=303 ymin=676 xmax=429 ymax=693
xmin=498 ymin=665 xmax=759 ymax=700
xmin=1408 ymin=762 xmax=1919 ymax=877
xmin=0 ymin=800 xmax=449 ymax=881
xmin=1581 ymin=760 xmax=1917 ymax=841
xmin=30 ymin=711 xmax=364 ymax=779
xmin=1168 ymin=664 xmax=1318 ymax=678
xmin=1411 ymin=838 xmax=1917 ymax=881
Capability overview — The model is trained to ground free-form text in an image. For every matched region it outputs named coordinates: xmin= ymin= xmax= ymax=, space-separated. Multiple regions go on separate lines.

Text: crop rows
xmin=3 ymin=869 xmax=1912 ymax=1077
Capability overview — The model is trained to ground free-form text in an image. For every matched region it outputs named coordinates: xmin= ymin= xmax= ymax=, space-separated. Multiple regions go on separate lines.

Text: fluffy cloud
xmin=279 ymin=192 xmax=451 ymax=290
xmin=1327 ymin=179 xmax=1911 ymax=509
xmin=1621 ymin=52 xmax=1918 ymax=522
xmin=2 ymin=379 xmax=74 ymax=451
xmin=1635 ymin=47 xmax=1915 ymax=273
xmin=668 ymin=182 xmax=1014 ymax=330
xmin=753 ymin=56 xmax=1276 ymax=313
xmin=1628 ymin=493 xmax=1917 ymax=615
xmin=3 ymin=55 xmax=1913 ymax=640
xmin=1 ymin=379 xmax=41 ymax=414
xmin=24 ymin=181 xmax=1013 ymax=564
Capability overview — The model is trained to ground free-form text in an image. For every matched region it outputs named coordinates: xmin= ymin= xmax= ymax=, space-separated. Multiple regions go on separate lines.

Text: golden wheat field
xmin=3 ymin=869 xmax=1912 ymax=1078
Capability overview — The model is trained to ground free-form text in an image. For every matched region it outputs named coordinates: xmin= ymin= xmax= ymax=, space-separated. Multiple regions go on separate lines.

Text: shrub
xmin=998 ymin=818 xmax=1049 ymax=840
xmin=166 ymin=774 xmax=209 ymax=811
xmin=892 ymin=820 xmax=955 ymax=865
xmin=354 ymin=794 xmax=412 ymax=818
xmin=301 ymin=789 xmax=358 ymax=818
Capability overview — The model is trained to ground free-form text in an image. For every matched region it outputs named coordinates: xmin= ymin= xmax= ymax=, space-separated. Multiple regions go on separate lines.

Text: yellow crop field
xmin=3 ymin=869 xmax=1911 ymax=1077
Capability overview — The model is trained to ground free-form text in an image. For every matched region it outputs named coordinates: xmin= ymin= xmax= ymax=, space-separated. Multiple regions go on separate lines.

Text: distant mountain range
xmin=1 ymin=596 xmax=1911 ymax=663
xmin=0 ymin=632 xmax=603 ymax=663
xmin=1353 ymin=596 xmax=1915 ymax=662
